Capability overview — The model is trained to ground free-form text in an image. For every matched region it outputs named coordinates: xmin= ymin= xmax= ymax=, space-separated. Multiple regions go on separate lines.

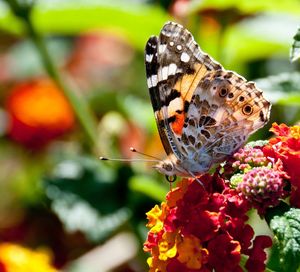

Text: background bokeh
xmin=0 ymin=0 xmax=299 ymax=271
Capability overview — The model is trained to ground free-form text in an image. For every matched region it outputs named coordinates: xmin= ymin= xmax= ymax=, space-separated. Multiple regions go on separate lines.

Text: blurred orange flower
xmin=6 ymin=78 xmax=75 ymax=148
xmin=0 ymin=243 xmax=57 ymax=272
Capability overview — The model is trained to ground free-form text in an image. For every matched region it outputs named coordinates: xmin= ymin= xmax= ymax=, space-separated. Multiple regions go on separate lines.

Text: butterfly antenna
xmin=130 ymin=147 xmax=161 ymax=161
xmin=99 ymin=156 xmax=160 ymax=163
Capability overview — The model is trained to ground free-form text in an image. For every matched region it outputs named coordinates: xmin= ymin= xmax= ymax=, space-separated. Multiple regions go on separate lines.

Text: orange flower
xmin=0 ymin=243 xmax=57 ymax=272
xmin=6 ymin=78 xmax=75 ymax=148
xmin=166 ymin=179 xmax=190 ymax=208
xmin=177 ymin=235 xmax=208 ymax=269
xmin=147 ymin=256 xmax=167 ymax=272
xmin=263 ymin=123 xmax=300 ymax=207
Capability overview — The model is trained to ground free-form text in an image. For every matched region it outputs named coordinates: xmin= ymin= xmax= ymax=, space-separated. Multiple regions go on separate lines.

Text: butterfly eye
xmin=242 ymin=104 xmax=253 ymax=115
xmin=219 ymin=88 xmax=228 ymax=97
xmin=163 ymin=163 xmax=173 ymax=172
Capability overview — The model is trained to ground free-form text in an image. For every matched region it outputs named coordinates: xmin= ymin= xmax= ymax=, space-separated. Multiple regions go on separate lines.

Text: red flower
xmin=245 ymin=236 xmax=273 ymax=272
xmin=207 ymin=234 xmax=242 ymax=272
xmin=5 ymin=78 xmax=74 ymax=149
xmin=0 ymin=262 xmax=6 ymax=272
xmin=263 ymin=123 xmax=300 ymax=207
xmin=144 ymin=176 xmax=272 ymax=271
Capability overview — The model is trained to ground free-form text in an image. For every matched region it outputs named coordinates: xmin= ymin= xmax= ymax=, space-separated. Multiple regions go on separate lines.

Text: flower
xmin=0 ymin=243 xmax=57 ymax=272
xmin=229 ymin=140 xmax=289 ymax=214
xmin=263 ymin=123 xmax=300 ymax=207
xmin=232 ymin=146 xmax=269 ymax=172
xmin=237 ymin=167 xmax=287 ymax=215
xmin=144 ymin=176 xmax=272 ymax=271
xmin=146 ymin=204 xmax=167 ymax=233
xmin=245 ymin=236 xmax=273 ymax=272
xmin=207 ymin=233 xmax=241 ymax=272
xmin=6 ymin=78 xmax=75 ymax=149
xmin=176 ymin=235 xmax=208 ymax=269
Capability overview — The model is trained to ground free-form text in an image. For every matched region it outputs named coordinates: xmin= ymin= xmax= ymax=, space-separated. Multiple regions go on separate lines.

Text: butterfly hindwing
xmin=178 ymin=70 xmax=271 ymax=171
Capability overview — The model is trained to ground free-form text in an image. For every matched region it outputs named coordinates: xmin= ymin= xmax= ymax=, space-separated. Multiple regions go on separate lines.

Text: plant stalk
xmin=5 ymin=0 xmax=98 ymax=150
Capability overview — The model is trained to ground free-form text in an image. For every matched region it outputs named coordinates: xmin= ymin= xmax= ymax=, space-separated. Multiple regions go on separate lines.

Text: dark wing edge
xmin=145 ymin=36 xmax=174 ymax=156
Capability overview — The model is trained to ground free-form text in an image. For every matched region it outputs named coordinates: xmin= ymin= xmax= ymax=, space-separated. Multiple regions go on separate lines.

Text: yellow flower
xmin=158 ymin=232 xmax=177 ymax=261
xmin=0 ymin=243 xmax=57 ymax=272
xmin=177 ymin=235 xmax=208 ymax=269
xmin=290 ymin=125 xmax=300 ymax=139
xmin=146 ymin=203 xmax=167 ymax=233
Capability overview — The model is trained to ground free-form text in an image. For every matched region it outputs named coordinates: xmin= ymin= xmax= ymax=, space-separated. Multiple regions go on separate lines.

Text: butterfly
xmin=145 ymin=21 xmax=271 ymax=181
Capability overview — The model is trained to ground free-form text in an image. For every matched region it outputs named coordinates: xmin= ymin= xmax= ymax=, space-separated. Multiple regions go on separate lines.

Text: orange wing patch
xmin=166 ymin=63 xmax=209 ymax=136
xmin=171 ymin=112 xmax=185 ymax=135
xmin=175 ymin=63 xmax=208 ymax=102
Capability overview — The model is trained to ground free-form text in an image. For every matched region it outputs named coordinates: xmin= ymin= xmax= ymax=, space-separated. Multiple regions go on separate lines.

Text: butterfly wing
xmin=179 ymin=70 xmax=271 ymax=172
xmin=145 ymin=21 xmax=222 ymax=160
xmin=145 ymin=21 xmax=271 ymax=175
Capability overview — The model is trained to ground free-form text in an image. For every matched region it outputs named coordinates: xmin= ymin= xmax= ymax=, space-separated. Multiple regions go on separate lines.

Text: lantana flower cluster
xmin=144 ymin=175 xmax=272 ymax=271
xmin=144 ymin=123 xmax=300 ymax=272
xmin=263 ymin=123 xmax=300 ymax=207
xmin=231 ymin=144 xmax=289 ymax=216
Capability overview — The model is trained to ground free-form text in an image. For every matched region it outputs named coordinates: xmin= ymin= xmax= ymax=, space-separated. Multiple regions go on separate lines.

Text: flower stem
xmin=5 ymin=0 xmax=98 ymax=149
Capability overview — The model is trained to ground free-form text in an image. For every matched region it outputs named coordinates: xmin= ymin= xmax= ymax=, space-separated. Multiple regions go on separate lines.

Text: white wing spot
xmin=145 ymin=54 xmax=153 ymax=62
xmin=180 ymin=52 xmax=190 ymax=63
xmin=169 ymin=41 xmax=174 ymax=46
xmin=169 ymin=63 xmax=177 ymax=75
xmin=158 ymin=44 xmax=167 ymax=54
xmin=148 ymin=75 xmax=158 ymax=87
xmin=151 ymin=75 xmax=158 ymax=87
xmin=168 ymin=97 xmax=183 ymax=115
xmin=177 ymin=45 xmax=182 ymax=51
xmin=147 ymin=77 xmax=152 ymax=87
xmin=162 ymin=66 xmax=168 ymax=80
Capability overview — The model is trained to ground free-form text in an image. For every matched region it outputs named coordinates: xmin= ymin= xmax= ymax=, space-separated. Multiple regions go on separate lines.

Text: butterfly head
xmin=153 ymin=160 xmax=176 ymax=175
xmin=153 ymin=154 xmax=187 ymax=178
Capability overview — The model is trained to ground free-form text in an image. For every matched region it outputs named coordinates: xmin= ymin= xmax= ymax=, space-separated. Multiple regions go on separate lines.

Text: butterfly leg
xmin=188 ymin=171 xmax=205 ymax=188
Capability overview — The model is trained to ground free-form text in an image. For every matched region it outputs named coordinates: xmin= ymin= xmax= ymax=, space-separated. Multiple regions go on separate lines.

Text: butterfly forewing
xmin=145 ymin=22 xmax=222 ymax=160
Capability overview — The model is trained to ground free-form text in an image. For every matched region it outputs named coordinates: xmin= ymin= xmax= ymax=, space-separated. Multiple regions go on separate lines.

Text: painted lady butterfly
xmin=145 ymin=21 xmax=271 ymax=181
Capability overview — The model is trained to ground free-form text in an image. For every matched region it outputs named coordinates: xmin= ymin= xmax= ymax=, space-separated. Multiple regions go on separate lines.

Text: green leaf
xmin=245 ymin=140 xmax=269 ymax=148
xmin=117 ymin=95 xmax=157 ymax=133
xmin=189 ymin=0 xmax=300 ymax=15
xmin=44 ymin=156 xmax=133 ymax=242
xmin=129 ymin=175 xmax=168 ymax=202
xmin=223 ymin=14 xmax=295 ymax=69
xmin=0 ymin=0 xmax=169 ymax=50
xmin=268 ymin=208 xmax=300 ymax=272
xmin=291 ymin=27 xmax=300 ymax=62
xmin=256 ymin=72 xmax=300 ymax=105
